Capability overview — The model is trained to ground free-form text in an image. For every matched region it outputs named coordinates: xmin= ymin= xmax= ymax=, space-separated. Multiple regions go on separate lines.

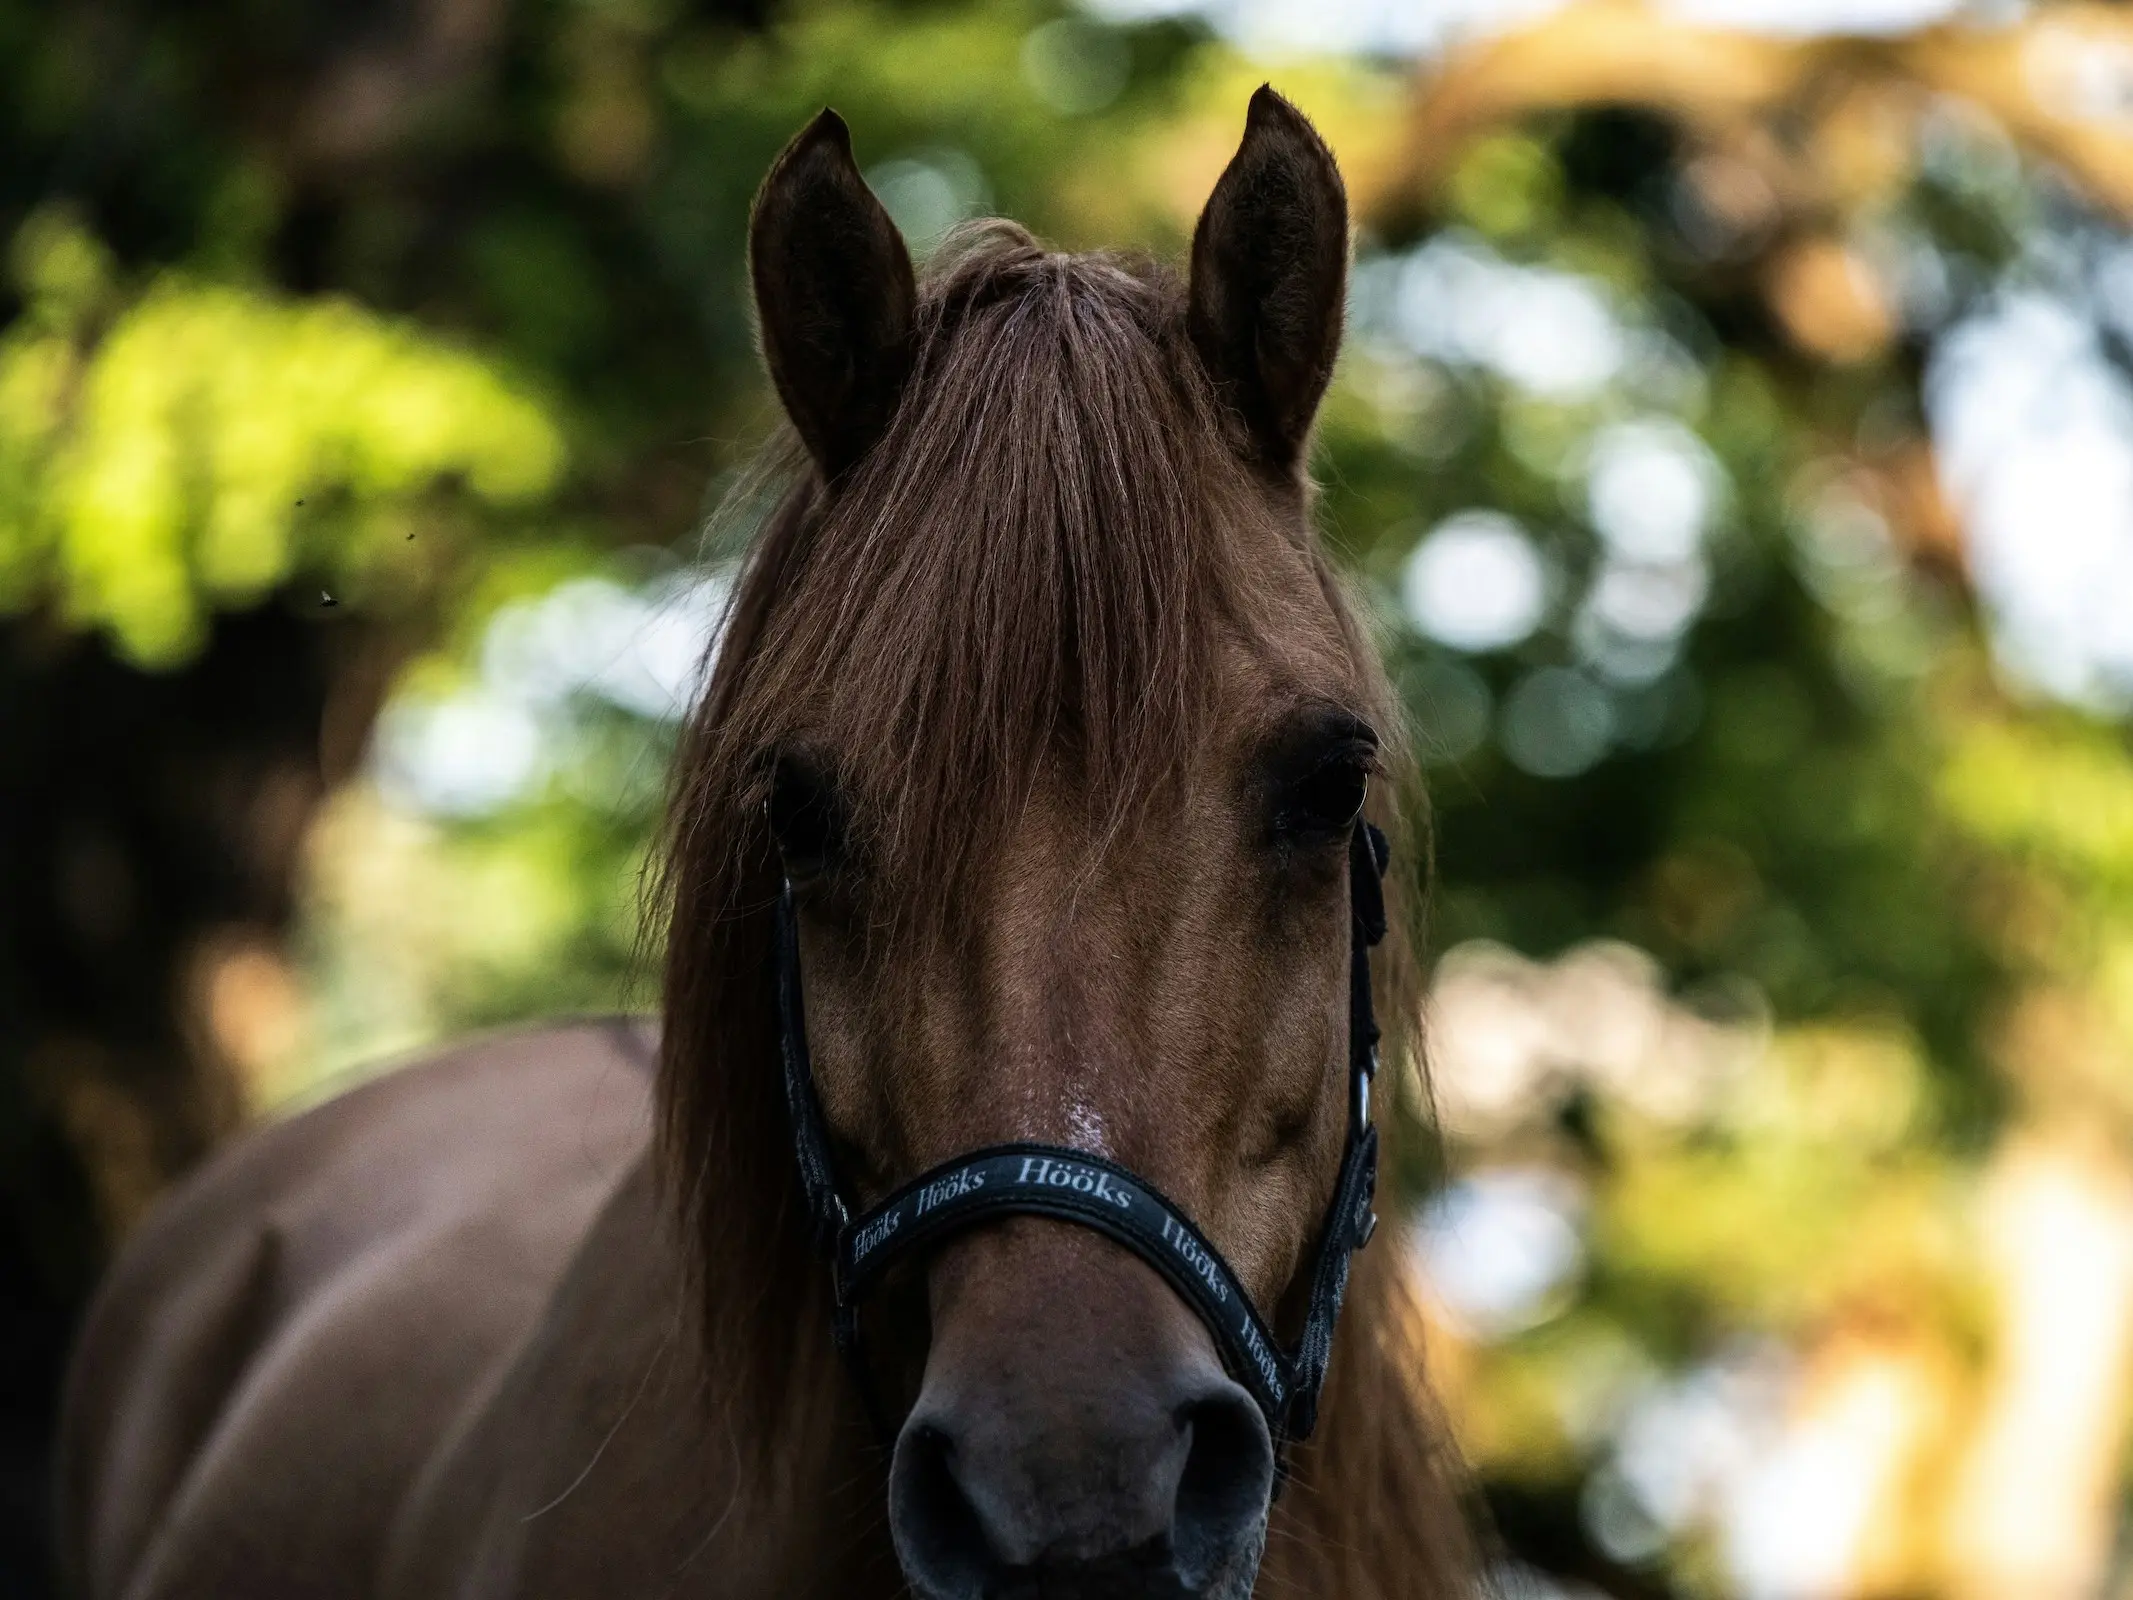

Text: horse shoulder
xmin=382 ymin=1152 xmax=893 ymax=1599
xmin=378 ymin=1153 xmax=715 ymax=1598
xmin=57 ymin=1018 xmax=656 ymax=1600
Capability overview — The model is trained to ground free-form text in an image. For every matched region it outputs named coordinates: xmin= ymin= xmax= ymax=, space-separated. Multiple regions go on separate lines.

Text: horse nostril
xmin=890 ymin=1420 xmax=992 ymax=1600
xmin=891 ymin=1377 xmax=1273 ymax=1598
xmin=1171 ymin=1386 xmax=1275 ymax=1589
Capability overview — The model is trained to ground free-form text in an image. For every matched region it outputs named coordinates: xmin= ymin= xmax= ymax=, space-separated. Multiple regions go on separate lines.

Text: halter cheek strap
xmin=773 ymin=822 xmax=1390 ymax=1450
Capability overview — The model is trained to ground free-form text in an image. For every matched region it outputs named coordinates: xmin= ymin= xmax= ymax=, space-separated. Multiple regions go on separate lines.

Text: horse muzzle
xmin=887 ymin=1224 xmax=1276 ymax=1600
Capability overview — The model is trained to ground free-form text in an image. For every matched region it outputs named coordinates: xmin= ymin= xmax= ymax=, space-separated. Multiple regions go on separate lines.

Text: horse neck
xmin=704 ymin=1238 xmax=911 ymax=1591
xmin=1262 ymin=1237 xmax=1482 ymax=1597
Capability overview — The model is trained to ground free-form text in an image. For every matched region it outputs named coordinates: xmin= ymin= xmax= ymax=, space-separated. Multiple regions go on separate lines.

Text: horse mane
xmin=655 ymin=219 xmax=1479 ymax=1585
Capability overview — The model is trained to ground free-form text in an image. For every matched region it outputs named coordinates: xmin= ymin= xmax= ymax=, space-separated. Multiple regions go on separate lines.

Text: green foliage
xmin=0 ymin=210 xmax=563 ymax=664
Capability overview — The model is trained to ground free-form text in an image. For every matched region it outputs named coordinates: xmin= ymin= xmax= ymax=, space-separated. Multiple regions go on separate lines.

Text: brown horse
xmin=57 ymin=90 xmax=1480 ymax=1599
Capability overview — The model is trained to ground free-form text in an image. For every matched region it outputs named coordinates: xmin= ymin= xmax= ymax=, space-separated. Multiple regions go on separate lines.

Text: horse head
xmin=665 ymin=88 xmax=1405 ymax=1600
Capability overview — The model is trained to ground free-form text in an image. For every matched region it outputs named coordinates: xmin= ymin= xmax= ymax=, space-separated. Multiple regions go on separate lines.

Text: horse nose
xmin=889 ymin=1373 xmax=1273 ymax=1598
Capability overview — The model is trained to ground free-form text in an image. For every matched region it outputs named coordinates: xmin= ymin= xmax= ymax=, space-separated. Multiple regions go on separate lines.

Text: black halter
xmin=774 ymin=821 xmax=1390 ymax=1450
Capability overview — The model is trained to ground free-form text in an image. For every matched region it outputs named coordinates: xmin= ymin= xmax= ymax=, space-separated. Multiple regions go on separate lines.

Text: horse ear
xmin=750 ymin=109 xmax=918 ymax=479
xmin=1187 ymin=87 xmax=1349 ymax=474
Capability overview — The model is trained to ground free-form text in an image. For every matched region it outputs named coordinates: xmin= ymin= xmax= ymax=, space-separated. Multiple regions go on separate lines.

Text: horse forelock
xmin=734 ymin=220 xmax=1275 ymax=912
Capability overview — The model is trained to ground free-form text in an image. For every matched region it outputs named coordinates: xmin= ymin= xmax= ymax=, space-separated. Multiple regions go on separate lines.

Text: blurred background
xmin=8 ymin=0 xmax=2133 ymax=1594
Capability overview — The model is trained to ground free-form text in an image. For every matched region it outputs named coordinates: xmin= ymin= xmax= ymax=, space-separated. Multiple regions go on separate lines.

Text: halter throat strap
xmin=773 ymin=821 xmax=1390 ymax=1447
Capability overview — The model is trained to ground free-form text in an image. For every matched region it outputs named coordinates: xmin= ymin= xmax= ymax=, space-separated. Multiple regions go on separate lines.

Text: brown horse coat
xmin=59 ymin=1019 xmax=884 ymax=1597
xmin=59 ymin=1021 xmax=1472 ymax=1598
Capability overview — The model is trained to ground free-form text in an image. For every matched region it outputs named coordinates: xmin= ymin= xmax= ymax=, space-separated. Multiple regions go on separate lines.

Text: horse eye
xmin=767 ymin=762 xmax=844 ymax=879
xmin=1280 ymin=758 xmax=1368 ymax=838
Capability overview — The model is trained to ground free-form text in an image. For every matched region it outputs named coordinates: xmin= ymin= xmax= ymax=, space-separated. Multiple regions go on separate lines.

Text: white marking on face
xmin=1066 ymin=1098 xmax=1110 ymax=1156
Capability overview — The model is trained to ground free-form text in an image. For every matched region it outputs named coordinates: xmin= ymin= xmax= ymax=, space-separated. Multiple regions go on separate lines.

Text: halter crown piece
xmin=773 ymin=820 xmax=1391 ymax=1455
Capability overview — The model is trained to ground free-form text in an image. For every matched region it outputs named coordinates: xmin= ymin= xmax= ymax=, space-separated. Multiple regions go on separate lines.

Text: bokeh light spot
xmin=1402 ymin=510 xmax=1550 ymax=652
xmin=868 ymin=150 xmax=990 ymax=254
xmin=1585 ymin=418 xmax=1722 ymax=565
xmin=1500 ymin=667 xmax=1613 ymax=778
xmin=1021 ymin=19 xmax=1130 ymax=115
xmin=1414 ymin=1167 xmax=1587 ymax=1340
xmin=1403 ymin=655 xmax=1494 ymax=763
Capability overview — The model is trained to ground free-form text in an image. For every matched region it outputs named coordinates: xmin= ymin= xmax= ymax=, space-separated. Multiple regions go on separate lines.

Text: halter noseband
xmin=774 ymin=821 xmax=1390 ymax=1452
